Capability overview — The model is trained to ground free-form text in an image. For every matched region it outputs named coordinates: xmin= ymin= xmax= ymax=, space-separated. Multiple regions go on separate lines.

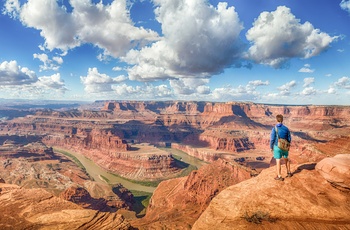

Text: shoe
xmin=274 ymin=176 xmax=284 ymax=181
xmin=286 ymin=172 xmax=293 ymax=178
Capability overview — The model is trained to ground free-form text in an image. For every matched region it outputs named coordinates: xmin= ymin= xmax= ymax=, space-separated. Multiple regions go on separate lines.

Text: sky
xmin=0 ymin=0 xmax=350 ymax=105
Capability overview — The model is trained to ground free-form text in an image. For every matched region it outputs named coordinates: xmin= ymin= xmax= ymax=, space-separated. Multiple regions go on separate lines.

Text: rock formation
xmin=0 ymin=183 xmax=130 ymax=230
xmin=192 ymin=155 xmax=350 ymax=229
xmin=316 ymin=154 xmax=350 ymax=192
xmin=2 ymin=101 xmax=350 ymax=181
xmin=130 ymin=159 xmax=256 ymax=229
xmin=0 ymin=139 xmax=134 ymax=212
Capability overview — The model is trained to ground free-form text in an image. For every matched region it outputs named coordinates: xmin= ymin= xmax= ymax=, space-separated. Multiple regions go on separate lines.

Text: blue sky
xmin=0 ymin=0 xmax=350 ymax=105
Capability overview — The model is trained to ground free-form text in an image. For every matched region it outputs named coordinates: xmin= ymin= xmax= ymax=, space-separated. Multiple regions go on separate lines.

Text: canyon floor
xmin=1 ymin=100 xmax=350 ymax=229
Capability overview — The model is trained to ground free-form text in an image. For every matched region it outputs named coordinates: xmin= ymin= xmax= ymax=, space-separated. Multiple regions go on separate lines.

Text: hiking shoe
xmin=286 ymin=172 xmax=293 ymax=178
xmin=274 ymin=176 xmax=284 ymax=181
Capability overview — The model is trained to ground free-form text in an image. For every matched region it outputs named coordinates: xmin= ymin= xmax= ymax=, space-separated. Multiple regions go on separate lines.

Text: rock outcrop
xmin=316 ymin=154 xmax=350 ymax=192
xmin=192 ymin=155 xmax=350 ymax=229
xmin=0 ymin=183 xmax=130 ymax=230
xmin=130 ymin=159 xmax=255 ymax=229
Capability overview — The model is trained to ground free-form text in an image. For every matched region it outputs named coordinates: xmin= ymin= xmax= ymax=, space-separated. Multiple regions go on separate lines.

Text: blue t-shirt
xmin=270 ymin=123 xmax=291 ymax=150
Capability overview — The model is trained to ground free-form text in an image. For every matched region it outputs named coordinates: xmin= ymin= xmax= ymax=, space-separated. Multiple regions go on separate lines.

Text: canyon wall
xmin=1 ymin=101 xmax=350 ymax=180
xmin=130 ymin=159 xmax=255 ymax=229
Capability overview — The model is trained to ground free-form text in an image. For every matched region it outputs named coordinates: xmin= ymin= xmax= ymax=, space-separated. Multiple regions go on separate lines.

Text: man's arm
xmin=287 ymin=129 xmax=291 ymax=143
xmin=270 ymin=127 xmax=276 ymax=150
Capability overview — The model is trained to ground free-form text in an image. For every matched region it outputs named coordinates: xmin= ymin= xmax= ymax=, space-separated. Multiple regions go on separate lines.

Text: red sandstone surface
xmin=131 ymin=159 xmax=256 ymax=229
xmin=0 ymin=183 xmax=130 ymax=230
xmin=192 ymin=154 xmax=350 ymax=230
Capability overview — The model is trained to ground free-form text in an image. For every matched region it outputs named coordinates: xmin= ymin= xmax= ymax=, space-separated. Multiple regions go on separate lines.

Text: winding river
xmin=55 ymin=146 xmax=206 ymax=193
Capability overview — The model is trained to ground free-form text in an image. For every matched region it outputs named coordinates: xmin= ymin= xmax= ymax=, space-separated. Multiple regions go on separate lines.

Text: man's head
xmin=276 ymin=114 xmax=283 ymax=123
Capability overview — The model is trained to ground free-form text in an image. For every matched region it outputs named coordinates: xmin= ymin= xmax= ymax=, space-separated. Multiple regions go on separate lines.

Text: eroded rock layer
xmin=131 ymin=159 xmax=255 ymax=229
xmin=0 ymin=183 xmax=130 ymax=230
xmin=192 ymin=155 xmax=350 ymax=230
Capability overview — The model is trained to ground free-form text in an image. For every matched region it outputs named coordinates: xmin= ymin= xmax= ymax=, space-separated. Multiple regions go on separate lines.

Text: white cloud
xmin=300 ymin=86 xmax=317 ymax=96
xmin=246 ymin=6 xmax=335 ymax=68
xmin=169 ymin=78 xmax=210 ymax=95
xmin=277 ymin=80 xmax=297 ymax=95
xmin=210 ymin=80 xmax=268 ymax=101
xmin=303 ymin=77 xmax=315 ymax=87
xmin=340 ymin=0 xmax=350 ymax=13
xmin=0 ymin=60 xmax=37 ymax=85
xmin=298 ymin=64 xmax=314 ymax=73
xmin=33 ymin=53 xmax=63 ymax=71
xmin=247 ymin=80 xmax=269 ymax=87
xmin=112 ymin=66 xmax=123 ymax=71
xmin=4 ymin=0 xmax=159 ymax=56
xmin=123 ymin=0 xmax=244 ymax=81
xmin=325 ymin=73 xmax=332 ymax=77
xmin=80 ymin=67 xmax=127 ymax=93
xmin=0 ymin=60 xmax=67 ymax=98
xmin=35 ymin=73 xmax=67 ymax=93
xmin=112 ymin=83 xmax=173 ymax=99
xmin=327 ymin=87 xmax=336 ymax=94
xmin=2 ymin=0 xmax=20 ymax=18
xmin=334 ymin=76 xmax=350 ymax=89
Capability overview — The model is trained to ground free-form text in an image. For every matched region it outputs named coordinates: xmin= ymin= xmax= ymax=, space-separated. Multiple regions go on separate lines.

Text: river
xmin=55 ymin=146 xmax=206 ymax=194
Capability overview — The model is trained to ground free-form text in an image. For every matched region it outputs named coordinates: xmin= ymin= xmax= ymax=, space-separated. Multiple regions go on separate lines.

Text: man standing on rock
xmin=270 ymin=114 xmax=292 ymax=181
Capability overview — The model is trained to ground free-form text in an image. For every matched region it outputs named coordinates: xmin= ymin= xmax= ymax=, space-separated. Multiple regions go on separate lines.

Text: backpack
xmin=275 ymin=126 xmax=290 ymax=151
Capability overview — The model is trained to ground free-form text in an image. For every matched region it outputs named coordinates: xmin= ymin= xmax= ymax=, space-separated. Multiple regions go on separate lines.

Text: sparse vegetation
xmin=53 ymin=148 xmax=86 ymax=171
xmin=130 ymin=190 xmax=153 ymax=217
xmin=242 ymin=211 xmax=277 ymax=224
xmin=109 ymin=172 xmax=162 ymax=187
xmin=99 ymin=175 xmax=110 ymax=183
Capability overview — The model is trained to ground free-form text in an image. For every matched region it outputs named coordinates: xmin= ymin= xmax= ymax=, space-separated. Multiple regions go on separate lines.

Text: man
xmin=270 ymin=114 xmax=292 ymax=181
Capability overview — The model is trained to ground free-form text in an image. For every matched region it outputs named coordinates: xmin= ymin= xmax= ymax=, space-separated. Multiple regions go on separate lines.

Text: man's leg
xmin=276 ymin=158 xmax=282 ymax=177
xmin=285 ymin=157 xmax=291 ymax=173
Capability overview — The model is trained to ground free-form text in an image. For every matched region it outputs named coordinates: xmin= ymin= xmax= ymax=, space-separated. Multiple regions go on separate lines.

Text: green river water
xmin=55 ymin=147 xmax=206 ymax=193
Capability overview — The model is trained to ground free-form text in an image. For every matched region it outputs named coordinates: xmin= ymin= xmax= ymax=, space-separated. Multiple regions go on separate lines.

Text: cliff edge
xmin=192 ymin=154 xmax=350 ymax=229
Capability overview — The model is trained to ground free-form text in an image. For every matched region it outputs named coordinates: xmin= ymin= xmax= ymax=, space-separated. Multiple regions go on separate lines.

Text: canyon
xmin=0 ymin=100 xmax=350 ymax=229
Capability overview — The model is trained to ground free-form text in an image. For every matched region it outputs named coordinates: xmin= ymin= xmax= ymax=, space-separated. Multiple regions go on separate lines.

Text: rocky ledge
xmin=192 ymin=154 xmax=350 ymax=229
xmin=0 ymin=183 xmax=130 ymax=230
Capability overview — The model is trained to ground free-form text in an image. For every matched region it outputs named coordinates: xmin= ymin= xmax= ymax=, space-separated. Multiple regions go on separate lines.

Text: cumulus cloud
xmin=298 ymin=64 xmax=314 ymax=73
xmin=247 ymin=80 xmax=269 ymax=87
xmin=211 ymin=80 xmax=268 ymax=101
xmin=169 ymin=78 xmax=210 ymax=95
xmin=4 ymin=0 xmax=158 ymax=56
xmin=303 ymin=77 xmax=315 ymax=87
xmin=80 ymin=67 xmax=127 ymax=93
xmin=35 ymin=73 xmax=67 ymax=92
xmin=300 ymin=86 xmax=317 ymax=96
xmin=112 ymin=83 xmax=173 ymax=99
xmin=123 ymin=0 xmax=244 ymax=81
xmin=334 ymin=76 xmax=350 ymax=89
xmin=340 ymin=0 xmax=350 ymax=13
xmin=33 ymin=53 xmax=63 ymax=71
xmin=327 ymin=87 xmax=336 ymax=94
xmin=0 ymin=60 xmax=37 ymax=85
xmin=246 ymin=6 xmax=335 ymax=68
xmin=0 ymin=60 xmax=67 ymax=97
xmin=277 ymin=80 xmax=297 ymax=95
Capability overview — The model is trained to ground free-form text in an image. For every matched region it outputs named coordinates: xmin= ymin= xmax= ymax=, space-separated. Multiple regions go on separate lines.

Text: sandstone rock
xmin=316 ymin=154 xmax=350 ymax=191
xmin=0 ymin=183 xmax=130 ymax=230
xmin=0 ymin=177 xmax=5 ymax=183
xmin=130 ymin=159 xmax=254 ymax=229
xmin=60 ymin=186 xmax=110 ymax=211
xmin=192 ymin=159 xmax=350 ymax=230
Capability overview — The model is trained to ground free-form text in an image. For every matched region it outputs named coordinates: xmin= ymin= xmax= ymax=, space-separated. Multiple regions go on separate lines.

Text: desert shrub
xmin=242 ymin=211 xmax=277 ymax=224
